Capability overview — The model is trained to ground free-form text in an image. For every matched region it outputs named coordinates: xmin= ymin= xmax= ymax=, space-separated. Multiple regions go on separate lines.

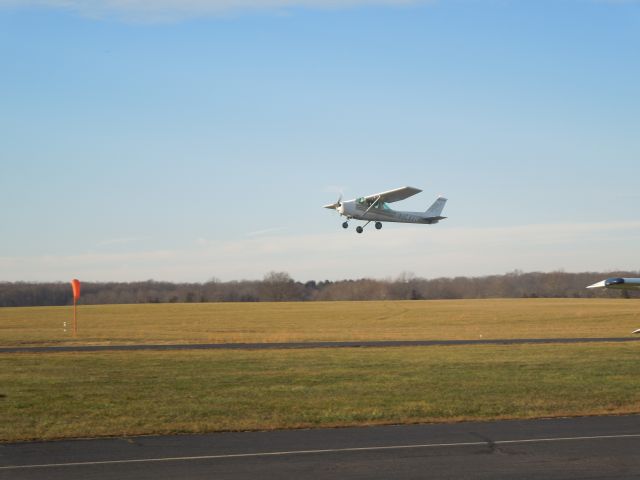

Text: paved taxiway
xmin=2 ymin=415 xmax=640 ymax=479
xmin=2 ymin=336 xmax=640 ymax=353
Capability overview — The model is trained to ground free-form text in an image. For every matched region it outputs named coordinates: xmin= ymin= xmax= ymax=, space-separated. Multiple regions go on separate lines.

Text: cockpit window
xmin=356 ymin=198 xmax=391 ymax=210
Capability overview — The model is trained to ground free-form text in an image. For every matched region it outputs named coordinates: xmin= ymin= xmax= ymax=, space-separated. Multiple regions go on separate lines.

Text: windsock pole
xmin=70 ymin=279 xmax=81 ymax=338
xmin=73 ymin=298 xmax=77 ymax=337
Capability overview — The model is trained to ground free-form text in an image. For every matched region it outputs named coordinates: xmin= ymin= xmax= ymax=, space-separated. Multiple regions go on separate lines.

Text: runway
xmin=2 ymin=415 xmax=640 ymax=479
xmin=2 ymin=336 xmax=640 ymax=353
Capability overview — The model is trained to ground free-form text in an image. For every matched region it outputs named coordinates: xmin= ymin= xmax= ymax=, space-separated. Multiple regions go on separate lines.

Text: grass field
xmin=2 ymin=298 xmax=640 ymax=346
xmin=2 ymin=299 xmax=640 ymax=442
xmin=2 ymin=344 xmax=640 ymax=442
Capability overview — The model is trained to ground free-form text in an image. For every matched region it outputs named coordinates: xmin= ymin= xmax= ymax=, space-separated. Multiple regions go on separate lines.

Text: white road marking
xmin=2 ymin=433 xmax=640 ymax=470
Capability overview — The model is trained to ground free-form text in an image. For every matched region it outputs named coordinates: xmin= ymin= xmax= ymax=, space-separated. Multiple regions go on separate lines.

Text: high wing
xmin=361 ymin=186 xmax=422 ymax=204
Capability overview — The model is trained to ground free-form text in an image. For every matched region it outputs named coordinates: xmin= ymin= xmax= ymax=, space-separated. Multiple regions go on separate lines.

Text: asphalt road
xmin=2 ymin=336 xmax=640 ymax=353
xmin=2 ymin=415 xmax=640 ymax=479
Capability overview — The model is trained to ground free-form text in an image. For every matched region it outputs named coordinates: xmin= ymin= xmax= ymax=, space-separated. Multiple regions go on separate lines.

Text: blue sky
xmin=1 ymin=0 xmax=639 ymax=282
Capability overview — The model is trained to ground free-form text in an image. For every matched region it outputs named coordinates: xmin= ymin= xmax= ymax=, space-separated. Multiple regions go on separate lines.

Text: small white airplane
xmin=587 ymin=277 xmax=640 ymax=334
xmin=324 ymin=186 xmax=447 ymax=233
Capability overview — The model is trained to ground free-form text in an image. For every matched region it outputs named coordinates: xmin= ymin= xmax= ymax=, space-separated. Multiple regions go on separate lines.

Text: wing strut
xmin=355 ymin=197 xmax=380 ymax=233
xmin=362 ymin=196 xmax=381 ymax=217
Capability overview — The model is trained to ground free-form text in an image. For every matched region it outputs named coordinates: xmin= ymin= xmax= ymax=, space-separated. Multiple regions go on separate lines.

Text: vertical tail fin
xmin=425 ymin=197 xmax=447 ymax=218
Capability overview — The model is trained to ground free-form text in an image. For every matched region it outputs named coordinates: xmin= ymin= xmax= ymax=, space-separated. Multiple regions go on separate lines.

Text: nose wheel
xmin=356 ymin=226 xmax=364 ymax=234
xmin=375 ymin=222 xmax=382 ymax=230
xmin=342 ymin=222 xmax=349 ymax=229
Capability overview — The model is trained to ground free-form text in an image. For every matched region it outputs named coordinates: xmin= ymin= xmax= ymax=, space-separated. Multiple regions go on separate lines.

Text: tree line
xmin=1 ymin=270 xmax=638 ymax=307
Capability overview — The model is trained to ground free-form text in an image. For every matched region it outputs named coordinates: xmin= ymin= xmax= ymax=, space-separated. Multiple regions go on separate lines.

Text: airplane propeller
xmin=323 ymin=194 xmax=342 ymax=210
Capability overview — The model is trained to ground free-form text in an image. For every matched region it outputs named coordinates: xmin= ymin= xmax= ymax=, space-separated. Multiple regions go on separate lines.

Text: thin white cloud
xmin=245 ymin=227 xmax=288 ymax=237
xmin=1 ymin=220 xmax=640 ymax=282
xmin=95 ymin=236 xmax=145 ymax=247
xmin=0 ymin=0 xmax=428 ymax=21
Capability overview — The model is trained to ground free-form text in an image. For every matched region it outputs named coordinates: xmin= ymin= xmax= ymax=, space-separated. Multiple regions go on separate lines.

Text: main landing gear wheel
xmin=342 ymin=222 xmax=349 ymax=229
xmin=375 ymin=222 xmax=382 ymax=230
xmin=356 ymin=226 xmax=364 ymax=234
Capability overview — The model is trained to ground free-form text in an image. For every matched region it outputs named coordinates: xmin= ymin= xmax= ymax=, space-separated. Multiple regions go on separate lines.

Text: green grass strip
xmin=2 ymin=343 xmax=640 ymax=442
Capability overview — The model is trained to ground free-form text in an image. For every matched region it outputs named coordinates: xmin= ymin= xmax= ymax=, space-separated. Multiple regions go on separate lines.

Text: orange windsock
xmin=70 ymin=279 xmax=81 ymax=301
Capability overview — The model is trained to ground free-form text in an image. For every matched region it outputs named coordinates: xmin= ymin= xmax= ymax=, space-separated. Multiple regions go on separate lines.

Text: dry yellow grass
xmin=1 ymin=298 xmax=639 ymax=347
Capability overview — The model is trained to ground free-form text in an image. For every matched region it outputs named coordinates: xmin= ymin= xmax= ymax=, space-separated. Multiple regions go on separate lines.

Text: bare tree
xmin=259 ymin=271 xmax=301 ymax=301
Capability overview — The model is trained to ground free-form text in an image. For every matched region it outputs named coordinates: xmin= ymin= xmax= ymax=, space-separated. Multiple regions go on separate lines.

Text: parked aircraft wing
xmin=587 ymin=278 xmax=640 ymax=334
xmin=587 ymin=278 xmax=640 ymax=289
xmin=361 ymin=186 xmax=422 ymax=204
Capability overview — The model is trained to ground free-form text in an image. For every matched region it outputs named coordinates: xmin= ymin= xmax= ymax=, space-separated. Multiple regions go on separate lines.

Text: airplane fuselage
xmin=339 ymin=199 xmax=443 ymax=224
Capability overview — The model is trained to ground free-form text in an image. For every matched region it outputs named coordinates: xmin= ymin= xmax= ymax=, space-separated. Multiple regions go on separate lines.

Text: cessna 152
xmin=324 ymin=186 xmax=447 ymax=233
xmin=587 ymin=278 xmax=640 ymax=334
